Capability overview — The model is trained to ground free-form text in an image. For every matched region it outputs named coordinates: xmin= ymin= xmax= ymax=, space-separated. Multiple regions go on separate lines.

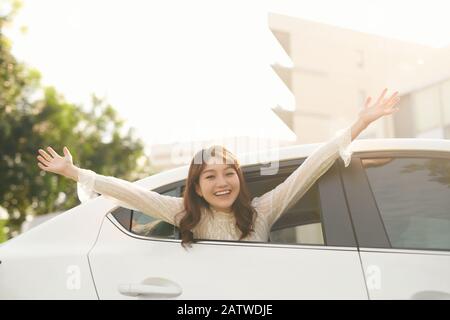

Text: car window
xmin=110 ymin=159 xmax=331 ymax=245
xmin=111 ymin=188 xmax=179 ymax=239
xmin=246 ymin=160 xmax=326 ymax=246
xmin=362 ymin=157 xmax=450 ymax=251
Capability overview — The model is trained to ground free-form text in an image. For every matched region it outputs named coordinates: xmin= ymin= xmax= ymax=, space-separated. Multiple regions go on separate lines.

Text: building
xmin=149 ymin=13 xmax=450 ymax=172
xmin=269 ymin=13 xmax=450 ymax=143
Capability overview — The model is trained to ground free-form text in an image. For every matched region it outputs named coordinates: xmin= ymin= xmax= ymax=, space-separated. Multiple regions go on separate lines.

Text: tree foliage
xmin=1 ymin=1 xmax=153 ymax=239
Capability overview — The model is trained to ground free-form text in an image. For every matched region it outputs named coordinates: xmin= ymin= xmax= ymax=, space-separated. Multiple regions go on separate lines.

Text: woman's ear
xmin=195 ymin=183 xmax=203 ymax=197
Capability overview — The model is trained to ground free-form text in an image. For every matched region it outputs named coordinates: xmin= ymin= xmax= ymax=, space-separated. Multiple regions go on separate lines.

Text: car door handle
xmin=118 ymin=277 xmax=182 ymax=298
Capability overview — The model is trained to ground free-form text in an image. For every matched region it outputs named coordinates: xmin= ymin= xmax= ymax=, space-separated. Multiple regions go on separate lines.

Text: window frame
xmin=139 ymin=181 xmax=184 ymax=239
xmin=108 ymin=157 xmax=358 ymax=249
xmin=110 ymin=179 xmax=185 ymax=239
xmin=341 ymin=150 xmax=450 ymax=252
xmin=242 ymin=158 xmax=357 ymax=248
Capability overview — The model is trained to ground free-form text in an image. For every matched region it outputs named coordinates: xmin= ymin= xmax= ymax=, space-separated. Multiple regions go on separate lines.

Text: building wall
xmin=269 ymin=13 xmax=450 ymax=143
xmin=149 ymin=13 xmax=450 ymax=172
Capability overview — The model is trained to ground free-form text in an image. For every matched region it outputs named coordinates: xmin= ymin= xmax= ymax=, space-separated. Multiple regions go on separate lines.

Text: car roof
xmin=268 ymin=138 xmax=450 ymax=163
xmin=138 ymin=138 xmax=450 ymax=189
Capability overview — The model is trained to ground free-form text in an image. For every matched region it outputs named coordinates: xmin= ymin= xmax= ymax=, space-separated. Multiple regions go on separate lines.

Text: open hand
xmin=358 ymin=88 xmax=401 ymax=125
xmin=37 ymin=146 xmax=75 ymax=178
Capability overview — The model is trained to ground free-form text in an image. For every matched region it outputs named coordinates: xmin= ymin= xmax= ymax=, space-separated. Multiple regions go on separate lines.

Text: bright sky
xmin=4 ymin=0 xmax=450 ymax=148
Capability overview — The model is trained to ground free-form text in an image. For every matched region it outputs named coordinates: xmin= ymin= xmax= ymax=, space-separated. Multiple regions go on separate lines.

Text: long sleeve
xmin=77 ymin=169 xmax=100 ymax=203
xmin=252 ymin=125 xmax=354 ymax=228
xmin=76 ymin=169 xmax=185 ymax=226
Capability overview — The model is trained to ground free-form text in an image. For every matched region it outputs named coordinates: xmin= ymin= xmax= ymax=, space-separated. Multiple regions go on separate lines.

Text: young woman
xmin=37 ymin=88 xmax=401 ymax=248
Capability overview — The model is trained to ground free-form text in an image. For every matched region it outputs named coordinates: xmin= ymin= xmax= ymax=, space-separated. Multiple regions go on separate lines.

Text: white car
xmin=1 ymin=138 xmax=450 ymax=299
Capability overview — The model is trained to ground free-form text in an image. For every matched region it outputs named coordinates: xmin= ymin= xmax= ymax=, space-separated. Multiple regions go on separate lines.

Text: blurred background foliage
xmin=0 ymin=0 xmax=154 ymax=241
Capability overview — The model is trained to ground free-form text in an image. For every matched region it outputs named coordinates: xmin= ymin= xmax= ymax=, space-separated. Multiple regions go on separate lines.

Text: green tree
xmin=0 ymin=1 xmax=154 ymax=240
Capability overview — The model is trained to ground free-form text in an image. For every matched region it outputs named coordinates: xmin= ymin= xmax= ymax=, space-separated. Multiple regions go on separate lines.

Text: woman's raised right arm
xmin=36 ymin=146 xmax=184 ymax=226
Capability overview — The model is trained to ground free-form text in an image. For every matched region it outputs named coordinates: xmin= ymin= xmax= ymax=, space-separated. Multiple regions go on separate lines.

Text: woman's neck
xmin=210 ymin=205 xmax=233 ymax=213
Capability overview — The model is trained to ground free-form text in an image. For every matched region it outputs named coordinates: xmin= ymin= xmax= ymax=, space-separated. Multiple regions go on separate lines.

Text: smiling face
xmin=195 ymin=158 xmax=241 ymax=213
xmin=180 ymin=145 xmax=256 ymax=246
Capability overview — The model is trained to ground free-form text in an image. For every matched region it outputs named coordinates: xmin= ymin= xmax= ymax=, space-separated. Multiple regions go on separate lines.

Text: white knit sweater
xmin=77 ymin=126 xmax=354 ymax=242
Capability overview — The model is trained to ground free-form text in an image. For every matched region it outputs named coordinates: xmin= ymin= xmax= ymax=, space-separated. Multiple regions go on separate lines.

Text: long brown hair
xmin=176 ymin=145 xmax=257 ymax=248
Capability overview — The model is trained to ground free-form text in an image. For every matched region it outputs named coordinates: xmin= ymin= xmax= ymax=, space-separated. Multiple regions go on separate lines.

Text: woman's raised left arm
xmin=254 ymin=88 xmax=401 ymax=227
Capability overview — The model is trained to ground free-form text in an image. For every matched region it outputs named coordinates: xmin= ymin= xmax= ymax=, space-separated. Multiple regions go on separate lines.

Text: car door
xmin=88 ymin=159 xmax=368 ymax=299
xmin=341 ymin=152 xmax=450 ymax=299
